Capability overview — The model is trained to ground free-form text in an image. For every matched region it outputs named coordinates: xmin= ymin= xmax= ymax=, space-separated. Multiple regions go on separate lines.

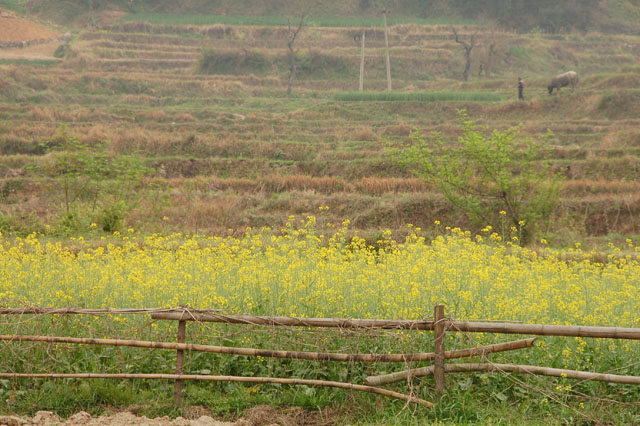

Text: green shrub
xmin=57 ymin=211 xmax=81 ymax=235
xmin=53 ymin=43 xmax=72 ymax=59
xmin=99 ymin=200 xmax=127 ymax=233
xmin=294 ymin=51 xmax=351 ymax=79
xmin=199 ymin=48 xmax=268 ymax=74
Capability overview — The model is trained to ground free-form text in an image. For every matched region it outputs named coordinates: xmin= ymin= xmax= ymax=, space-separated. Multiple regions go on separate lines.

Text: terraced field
xmin=1 ymin=19 xmax=639 ymax=245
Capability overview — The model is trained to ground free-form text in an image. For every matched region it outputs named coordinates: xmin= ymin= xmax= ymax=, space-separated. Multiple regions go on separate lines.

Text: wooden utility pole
xmin=382 ymin=10 xmax=392 ymax=91
xmin=359 ymin=30 xmax=365 ymax=91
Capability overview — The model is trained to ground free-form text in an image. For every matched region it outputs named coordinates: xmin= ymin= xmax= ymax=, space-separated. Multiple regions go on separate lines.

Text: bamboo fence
xmin=2 ymin=304 xmax=640 ymax=408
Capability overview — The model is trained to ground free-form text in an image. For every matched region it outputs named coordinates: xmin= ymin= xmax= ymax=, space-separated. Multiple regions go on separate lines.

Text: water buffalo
xmin=548 ymin=71 xmax=578 ymax=94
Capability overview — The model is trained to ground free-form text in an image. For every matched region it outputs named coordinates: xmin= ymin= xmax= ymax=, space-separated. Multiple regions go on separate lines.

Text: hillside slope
xmin=1 ymin=19 xmax=639 ymax=243
xmin=22 ymin=0 xmax=640 ymax=34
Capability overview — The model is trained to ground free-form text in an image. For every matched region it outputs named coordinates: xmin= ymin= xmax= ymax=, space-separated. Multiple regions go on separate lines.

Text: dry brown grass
xmin=381 ymin=124 xmax=413 ymax=138
xmin=355 ymin=177 xmax=431 ymax=195
xmin=259 ymin=175 xmax=344 ymax=194
xmin=134 ymin=110 xmax=170 ymax=122
xmin=348 ymin=126 xmax=378 ymax=142
xmin=563 ymin=179 xmax=640 ymax=195
xmin=157 ymin=195 xmax=243 ymax=233
xmin=27 ymin=106 xmax=56 ymax=122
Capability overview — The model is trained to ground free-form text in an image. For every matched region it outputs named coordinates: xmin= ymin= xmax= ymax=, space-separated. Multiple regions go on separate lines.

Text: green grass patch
xmin=120 ymin=13 xmax=478 ymax=27
xmin=0 ymin=0 xmax=27 ymax=14
xmin=333 ymin=91 xmax=504 ymax=102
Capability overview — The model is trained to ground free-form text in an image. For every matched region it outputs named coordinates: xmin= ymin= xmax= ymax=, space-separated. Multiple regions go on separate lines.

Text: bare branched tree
xmin=286 ymin=13 xmax=308 ymax=95
xmin=451 ymin=26 xmax=478 ymax=81
xmin=478 ymin=20 xmax=503 ymax=78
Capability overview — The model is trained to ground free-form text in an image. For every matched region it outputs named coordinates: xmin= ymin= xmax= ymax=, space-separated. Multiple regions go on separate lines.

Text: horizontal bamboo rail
xmin=0 ymin=335 xmax=533 ymax=363
xmin=0 ymin=308 xmax=220 ymax=316
xmin=448 ymin=322 xmax=640 ymax=339
xmin=151 ymin=312 xmax=436 ymax=330
xmin=365 ymin=338 xmax=536 ymax=385
xmin=151 ymin=312 xmax=640 ymax=340
xmin=5 ymin=308 xmax=639 ymax=340
xmin=367 ymin=363 xmax=640 ymax=386
xmin=0 ymin=373 xmax=433 ymax=407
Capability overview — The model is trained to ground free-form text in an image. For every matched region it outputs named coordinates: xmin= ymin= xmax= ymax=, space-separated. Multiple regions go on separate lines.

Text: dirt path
xmin=0 ymin=405 xmax=339 ymax=426
xmin=0 ymin=42 xmax=62 ymax=60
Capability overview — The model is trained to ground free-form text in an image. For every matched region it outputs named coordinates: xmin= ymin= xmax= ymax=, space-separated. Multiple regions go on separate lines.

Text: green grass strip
xmin=0 ymin=59 xmax=60 ymax=66
xmin=120 ymin=13 xmax=477 ymax=27
xmin=332 ymin=91 xmax=504 ymax=102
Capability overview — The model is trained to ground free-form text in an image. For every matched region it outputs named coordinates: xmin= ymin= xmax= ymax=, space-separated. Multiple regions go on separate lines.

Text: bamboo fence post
xmin=174 ymin=320 xmax=186 ymax=406
xmin=434 ymin=305 xmax=446 ymax=396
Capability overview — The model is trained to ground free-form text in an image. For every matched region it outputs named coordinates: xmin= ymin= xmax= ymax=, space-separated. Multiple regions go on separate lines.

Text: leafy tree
xmin=395 ymin=111 xmax=563 ymax=244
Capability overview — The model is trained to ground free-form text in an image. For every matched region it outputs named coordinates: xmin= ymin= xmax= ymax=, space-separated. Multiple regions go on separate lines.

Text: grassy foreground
xmin=0 ymin=219 xmax=639 ymax=424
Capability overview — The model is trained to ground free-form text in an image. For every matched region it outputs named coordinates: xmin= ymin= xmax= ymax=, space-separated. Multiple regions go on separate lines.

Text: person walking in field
xmin=517 ymin=77 xmax=524 ymax=100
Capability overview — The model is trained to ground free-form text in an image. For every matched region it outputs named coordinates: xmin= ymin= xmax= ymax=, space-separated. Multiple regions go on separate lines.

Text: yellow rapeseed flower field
xmin=1 ymin=219 xmax=638 ymax=329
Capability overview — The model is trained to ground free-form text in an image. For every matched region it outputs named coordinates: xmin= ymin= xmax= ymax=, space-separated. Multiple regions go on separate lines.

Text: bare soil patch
xmin=1 ymin=411 xmax=234 ymax=426
xmin=0 ymin=12 xmax=59 ymax=42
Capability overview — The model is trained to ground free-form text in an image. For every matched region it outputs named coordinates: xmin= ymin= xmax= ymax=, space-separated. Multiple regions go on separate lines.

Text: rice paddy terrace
xmin=1 ymin=16 xmax=639 ymax=244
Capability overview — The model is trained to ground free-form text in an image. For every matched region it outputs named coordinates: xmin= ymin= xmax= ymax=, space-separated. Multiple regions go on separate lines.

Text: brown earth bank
xmin=0 ymin=405 xmax=341 ymax=426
